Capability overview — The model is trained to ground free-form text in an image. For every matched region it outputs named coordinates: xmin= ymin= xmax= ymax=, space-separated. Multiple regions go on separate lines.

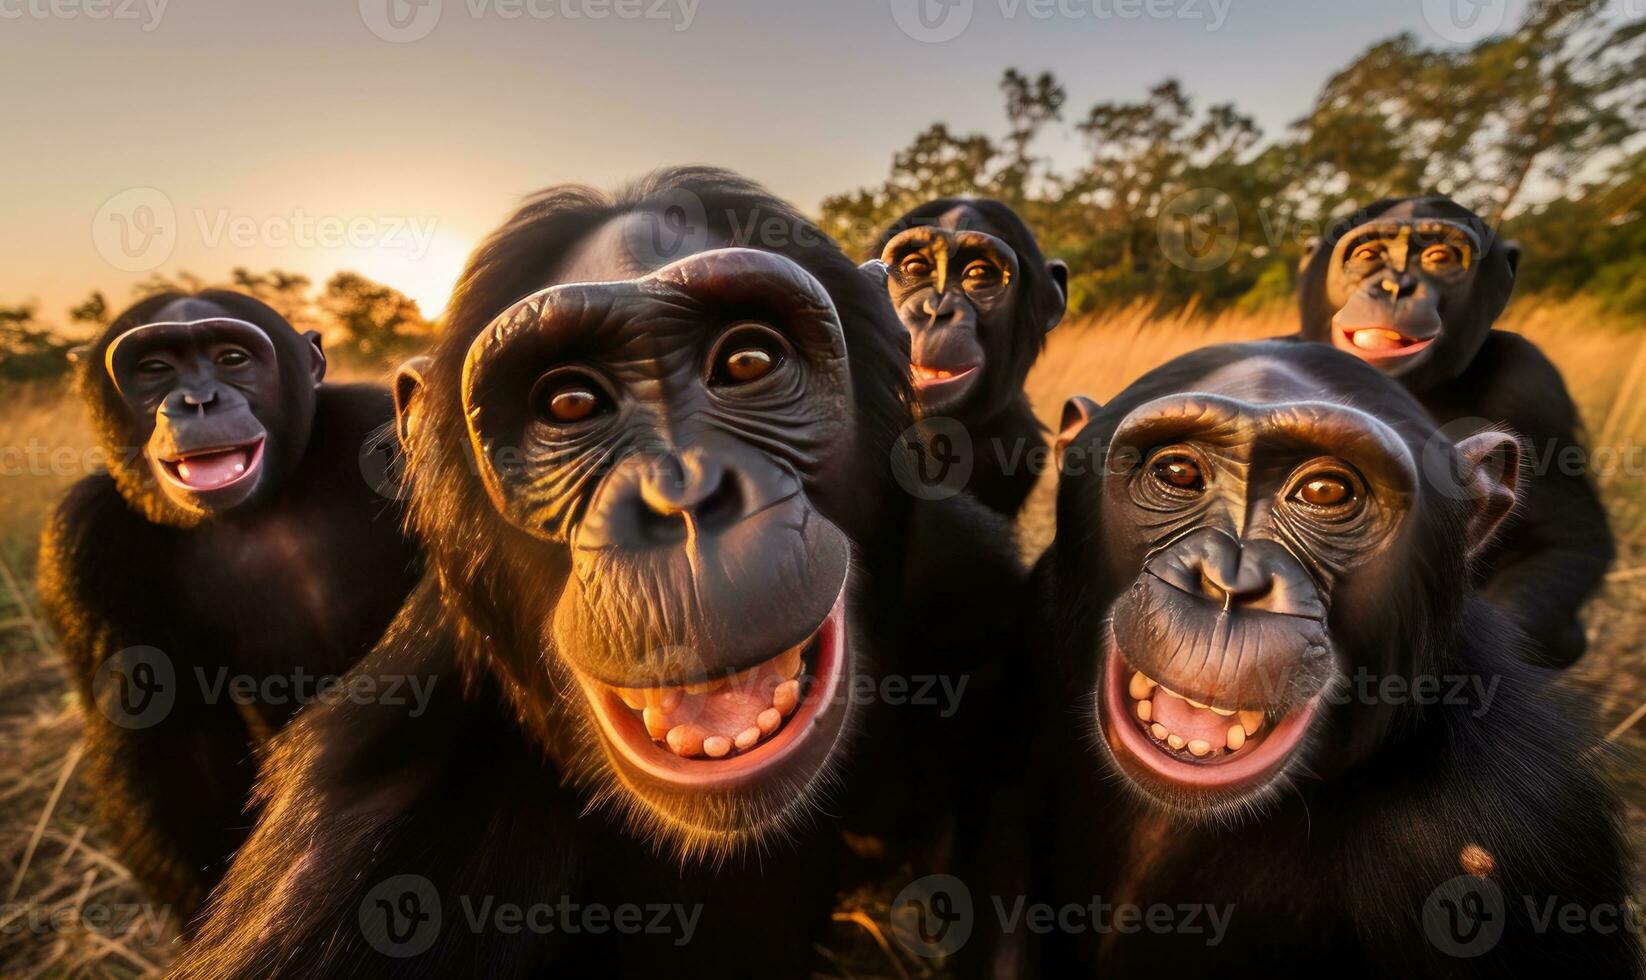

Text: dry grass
xmin=2 ymin=305 xmax=1643 ymax=977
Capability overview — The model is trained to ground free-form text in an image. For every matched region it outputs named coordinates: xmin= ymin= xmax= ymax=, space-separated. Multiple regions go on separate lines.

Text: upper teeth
xmin=1127 ymin=669 xmax=1264 ymax=756
xmin=912 ymin=364 xmax=963 ymax=382
xmin=612 ymin=639 xmax=809 ymax=759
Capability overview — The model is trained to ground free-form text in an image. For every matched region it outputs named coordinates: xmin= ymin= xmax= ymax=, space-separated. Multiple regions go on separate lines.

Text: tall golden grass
xmin=0 ymin=301 xmax=1641 ymax=977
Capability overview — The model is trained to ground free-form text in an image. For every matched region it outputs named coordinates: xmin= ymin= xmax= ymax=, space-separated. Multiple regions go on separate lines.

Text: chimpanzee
xmin=1297 ymin=196 xmax=1613 ymax=666
xmin=171 ymin=169 xmax=1025 ymax=977
xmin=35 ymin=291 xmax=422 ymax=921
xmin=871 ymin=198 xmax=1068 ymax=516
xmin=1029 ymin=341 xmax=1637 ymax=976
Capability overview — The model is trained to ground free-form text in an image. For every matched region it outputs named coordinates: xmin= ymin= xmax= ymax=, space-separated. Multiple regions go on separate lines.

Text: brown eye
xmin=1421 ymin=244 xmax=1459 ymax=268
xmin=137 ymin=358 xmax=171 ymax=375
xmin=1295 ymin=474 xmax=1354 ymax=508
xmin=216 ymin=348 xmax=250 ymax=368
xmin=1151 ymin=454 xmax=1204 ymax=492
xmin=531 ymin=373 xmax=609 ymax=425
xmin=722 ymin=348 xmax=773 ymax=383
xmin=708 ymin=324 xmax=790 ymax=387
xmin=900 ymin=256 xmax=932 ymax=278
xmin=1351 ymin=243 xmax=1386 ymax=264
xmin=962 ymin=262 xmax=1001 ymax=287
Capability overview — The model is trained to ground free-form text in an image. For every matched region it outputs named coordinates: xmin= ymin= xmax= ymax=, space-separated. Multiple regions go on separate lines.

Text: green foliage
xmin=821 ymin=0 xmax=1646 ymax=317
xmin=0 ymin=306 xmax=77 ymax=382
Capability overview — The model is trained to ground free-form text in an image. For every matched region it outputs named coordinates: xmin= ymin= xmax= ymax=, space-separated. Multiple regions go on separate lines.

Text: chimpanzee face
xmin=420 ymin=210 xmax=870 ymax=847
xmin=880 ymin=207 xmax=1026 ymax=414
xmin=1054 ymin=346 xmax=1518 ymax=816
xmin=104 ymin=298 xmax=324 ymax=517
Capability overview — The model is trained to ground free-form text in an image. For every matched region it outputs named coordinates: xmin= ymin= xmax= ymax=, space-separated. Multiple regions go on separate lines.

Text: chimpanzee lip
xmin=157 ymin=436 xmax=266 ymax=493
xmin=573 ymin=578 xmax=850 ymax=792
xmin=1098 ymin=631 xmax=1319 ymax=797
xmin=1333 ymin=324 xmax=1435 ymax=360
xmin=910 ymin=362 xmax=980 ymax=389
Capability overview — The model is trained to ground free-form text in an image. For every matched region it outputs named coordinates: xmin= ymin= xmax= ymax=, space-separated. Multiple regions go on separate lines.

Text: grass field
xmin=1 ymin=301 xmax=1642 ymax=977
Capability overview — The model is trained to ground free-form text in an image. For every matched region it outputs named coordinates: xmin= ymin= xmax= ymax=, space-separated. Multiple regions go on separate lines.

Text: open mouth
xmin=1101 ymin=642 xmax=1318 ymax=794
xmin=1336 ymin=326 xmax=1434 ymax=359
xmin=910 ymin=363 xmax=978 ymax=389
xmin=576 ymin=581 xmax=849 ymax=790
xmin=159 ymin=437 xmax=265 ymax=492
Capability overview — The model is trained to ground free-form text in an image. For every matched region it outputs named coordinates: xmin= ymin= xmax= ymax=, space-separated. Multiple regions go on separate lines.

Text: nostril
xmin=1198 ymin=567 xmax=1274 ymax=610
xmin=689 ymin=472 xmax=743 ymax=533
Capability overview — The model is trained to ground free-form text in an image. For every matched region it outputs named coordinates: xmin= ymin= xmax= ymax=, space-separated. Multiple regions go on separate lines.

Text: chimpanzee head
xmin=83 ymin=290 xmax=326 ymax=527
xmin=872 ymin=199 xmax=1067 ymax=420
xmin=1299 ymin=196 xmax=1519 ymax=392
xmin=395 ymin=168 xmax=910 ymax=857
xmin=1050 ymin=341 xmax=1519 ymax=816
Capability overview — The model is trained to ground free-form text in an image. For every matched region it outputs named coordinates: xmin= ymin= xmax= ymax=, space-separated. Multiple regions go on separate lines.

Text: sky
xmin=0 ymin=0 xmax=1524 ymax=320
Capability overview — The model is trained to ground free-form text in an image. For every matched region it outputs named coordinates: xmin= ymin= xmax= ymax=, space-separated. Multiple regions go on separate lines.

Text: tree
xmin=318 ymin=272 xmax=429 ymax=359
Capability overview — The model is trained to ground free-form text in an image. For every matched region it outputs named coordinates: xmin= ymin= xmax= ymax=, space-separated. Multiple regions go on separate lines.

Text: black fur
xmin=37 ymin=290 xmax=421 ymax=920
xmin=1297 ymin=196 xmax=1614 ymax=666
xmin=1030 ymin=341 xmax=1638 ymax=976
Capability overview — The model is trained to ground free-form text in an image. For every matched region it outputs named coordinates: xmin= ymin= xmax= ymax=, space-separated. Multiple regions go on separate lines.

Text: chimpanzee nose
xmin=1379 ymin=276 xmax=1419 ymax=301
xmin=1147 ymin=528 xmax=1327 ymax=619
xmin=919 ymin=289 xmax=964 ymax=325
xmin=163 ymin=388 xmax=220 ymax=417
xmin=635 ymin=449 xmax=745 ymax=542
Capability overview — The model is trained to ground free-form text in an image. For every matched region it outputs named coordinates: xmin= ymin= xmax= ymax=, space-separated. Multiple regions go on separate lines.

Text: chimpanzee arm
xmin=36 ymin=476 xmax=258 ymax=921
xmin=171 ymin=583 xmax=577 ymax=979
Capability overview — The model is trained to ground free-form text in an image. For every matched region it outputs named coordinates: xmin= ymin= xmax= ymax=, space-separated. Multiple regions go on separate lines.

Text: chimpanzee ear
xmin=1299 ymin=236 xmax=1322 ymax=274
xmin=393 ymin=355 xmax=433 ymax=454
xmin=1055 ymin=394 xmax=1101 ymax=468
xmin=302 ymin=330 xmax=327 ymax=386
xmin=1045 ymin=259 xmax=1070 ymax=332
xmin=1455 ymin=430 xmax=1521 ymax=558
xmin=859 ymin=258 xmax=890 ymax=292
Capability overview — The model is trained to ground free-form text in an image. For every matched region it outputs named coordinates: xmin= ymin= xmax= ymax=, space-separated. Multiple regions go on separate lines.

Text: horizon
xmin=2 ymin=0 xmax=1534 ymax=320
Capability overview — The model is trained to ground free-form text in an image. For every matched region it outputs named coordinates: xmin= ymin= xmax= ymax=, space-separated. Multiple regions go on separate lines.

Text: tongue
xmin=175 ymin=448 xmax=251 ymax=489
xmin=1152 ymin=694 xmax=1235 ymax=746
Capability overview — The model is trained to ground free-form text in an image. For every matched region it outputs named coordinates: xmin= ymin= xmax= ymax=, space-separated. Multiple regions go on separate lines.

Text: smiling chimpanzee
xmin=1297 ymin=196 xmax=1613 ymax=666
xmin=1030 ymin=341 xmax=1637 ymax=976
xmin=172 ymin=169 xmax=1021 ymax=977
xmin=36 ymin=290 xmax=422 ymax=920
xmin=873 ymin=198 xmax=1068 ymax=516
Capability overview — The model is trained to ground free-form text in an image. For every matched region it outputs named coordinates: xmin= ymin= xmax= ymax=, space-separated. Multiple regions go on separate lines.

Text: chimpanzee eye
xmin=708 ymin=324 xmax=790 ymax=387
xmin=530 ymin=372 xmax=610 ymax=425
xmin=1421 ymin=244 xmax=1459 ymax=269
xmin=962 ymin=262 xmax=1001 ymax=288
xmin=1290 ymin=468 xmax=1361 ymax=513
xmin=137 ymin=358 xmax=171 ymax=376
xmin=216 ymin=348 xmax=251 ymax=368
xmin=899 ymin=256 xmax=933 ymax=279
xmin=1149 ymin=452 xmax=1204 ymax=493
xmin=1350 ymin=243 xmax=1386 ymax=264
